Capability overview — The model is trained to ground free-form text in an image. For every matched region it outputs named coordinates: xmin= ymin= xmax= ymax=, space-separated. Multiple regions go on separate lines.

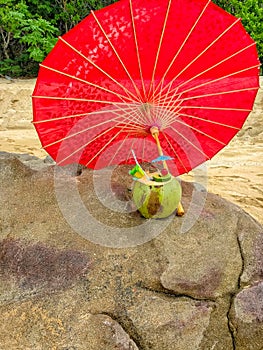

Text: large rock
xmin=230 ymin=282 xmax=263 ymax=350
xmin=0 ymin=152 xmax=263 ymax=350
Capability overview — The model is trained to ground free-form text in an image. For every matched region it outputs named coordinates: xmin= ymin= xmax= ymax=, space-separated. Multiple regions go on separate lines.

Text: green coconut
xmin=132 ymin=176 xmax=182 ymax=219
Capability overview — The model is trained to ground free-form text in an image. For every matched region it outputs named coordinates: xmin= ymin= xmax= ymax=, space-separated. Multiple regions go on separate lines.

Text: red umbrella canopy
xmin=32 ymin=0 xmax=260 ymax=176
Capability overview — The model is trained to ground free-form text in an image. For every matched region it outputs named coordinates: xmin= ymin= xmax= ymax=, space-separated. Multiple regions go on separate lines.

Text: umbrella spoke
xmin=40 ymin=64 xmax=136 ymax=104
xmin=32 ymin=95 xmax=132 ymax=105
xmin=57 ymin=112 xmax=140 ymax=165
xmin=59 ymin=36 xmax=141 ymax=103
xmin=57 ymin=124 xmax=119 ymax=165
xmin=136 ymin=137 xmax=146 ymax=163
xmin=91 ymin=10 xmax=144 ymax=103
xmin=154 ymin=17 xmax=241 ymax=102
xmin=173 ymin=118 xmax=227 ymax=146
xmin=108 ymin=132 xmax=131 ymax=166
xmin=170 ymin=125 xmax=210 ymax=160
xmin=150 ymin=0 xmax=211 ymax=102
xmin=154 ymin=42 xmax=257 ymax=105
xmin=33 ymin=111 xmax=95 ymax=125
xmin=148 ymin=0 xmax=172 ymax=100
xmin=32 ymin=106 xmax=140 ymax=125
xmin=33 ymin=95 xmax=147 ymax=126
xmin=170 ymin=111 xmax=240 ymax=130
xmin=33 ymin=95 xmax=148 ymax=126
xmin=42 ymin=103 xmax=146 ymax=150
xmin=159 ymin=103 xmax=251 ymax=131
xmin=162 ymin=132 xmax=189 ymax=173
xmin=85 ymin=125 xmax=131 ymax=167
xmin=42 ymin=116 xmax=122 ymax=149
xmin=157 ymin=86 xmax=259 ymax=105
xmin=180 ymin=105 xmax=252 ymax=112
xmin=110 ymin=103 xmax=147 ymax=127
xmin=152 ymin=101 xmax=183 ymax=129
xmin=155 ymin=85 xmax=256 ymax=129
xmin=158 ymin=64 xmax=261 ymax=106
xmin=129 ymin=0 xmax=146 ymax=98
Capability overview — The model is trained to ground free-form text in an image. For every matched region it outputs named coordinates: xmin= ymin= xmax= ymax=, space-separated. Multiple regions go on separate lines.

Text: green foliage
xmin=0 ymin=0 xmax=58 ymax=76
xmin=17 ymin=18 xmax=58 ymax=62
xmin=0 ymin=0 xmax=119 ymax=77
xmin=0 ymin=59 xmax=22 ymax=76
xmin=214 ymin=0 xmax=263 ymax=65
xmin=0 ymin=0 xmax=262 ymax=77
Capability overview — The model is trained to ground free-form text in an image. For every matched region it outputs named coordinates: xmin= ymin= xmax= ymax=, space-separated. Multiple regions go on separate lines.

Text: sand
xmin=0 ymin=78 xmax=262 ymax=224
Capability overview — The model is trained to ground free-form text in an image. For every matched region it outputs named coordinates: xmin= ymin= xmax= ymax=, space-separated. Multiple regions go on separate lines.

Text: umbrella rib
xmin=42 ymin=116 xmax=123 ymax=149
xmin=129 ymin=0 xmax=146 ymax=98
xmin=180 ymin=105 xmax=252 ymax=112
xmin=159 ymin=104 xmax=252 ymax=128
xmin=150 ymin=0 xmax=211 ymax=101
xmin=162 ymin=132 xmax=189 ymax=174
xmin=32 ymin=106 xmax=139 ymax=125
xmin=169 ymin=125 xmax=210 ymax=160
xmin=32 ymin=96 xmax=145 ymax=124
xmin=153 ymin=101 xmax=183 ymax=128
xmin=91 ymin=10 xmax=144 ymax=103
xmin=162 ymin=64 xmax=261 ymax=104
xmin=85 ymin=125 xmax=129 ymax=167
xmin=174 ymin=118 xmax=227 ymax=146
xmin=33 ymin=112 xmax=94 ymax=125
xmin=42 ymin=103 xmax=146 ymax=150
xmin=57 ymin=124 xmax=119 ymax=165
xmin=59 ymin=36 xmax=140 ymax=103
xmin=122 ymin=103 xmax=154 ymax=128
xmin=154 ymin=42 xmax=257 ymax=104
xmin=148 ymin=0 xmax=172 ymax=100
xmin=125 ymin=137 xmax=137 ymax=164
xmin=33 ymin=95 xmax=146 ymax=124
xmin=57 ymin=113 xmax=140 ymax=165
xmin=39 ymin=64 xmax=136 ymax=103
xmin=157 ymin=86 xmax=259 ymax=105
xmin=110 ymin=104 xmax=147 ymax=127
xmin=32 ymin=95 xmax=129 ymax=105
xmin=154 ymin=16 xmax=241 ymax=102
xmin=108 ymin=132 xmax=131 ymax=166
xmin=171 ymin=112 xmax=240 ymax=130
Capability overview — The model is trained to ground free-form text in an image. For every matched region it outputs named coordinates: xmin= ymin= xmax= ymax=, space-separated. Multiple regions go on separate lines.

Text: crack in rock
xmin=226 ymin=214 xmax=251 ymax=350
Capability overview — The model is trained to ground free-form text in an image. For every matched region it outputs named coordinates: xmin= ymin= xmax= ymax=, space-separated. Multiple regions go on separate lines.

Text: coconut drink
xmin=130 ymin=127 xmax=184 ymax=219
xmin=132 ymin=170 xmax=182 ymax=219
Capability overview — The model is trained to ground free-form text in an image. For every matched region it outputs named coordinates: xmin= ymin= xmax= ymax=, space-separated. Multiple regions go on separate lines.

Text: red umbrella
xmin=32 ymin=0 xmax=260 ymax=176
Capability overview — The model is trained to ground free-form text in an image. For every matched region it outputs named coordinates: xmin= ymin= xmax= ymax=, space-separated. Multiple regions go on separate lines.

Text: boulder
xmin=0 ymin=153 xmax=262 ymax=350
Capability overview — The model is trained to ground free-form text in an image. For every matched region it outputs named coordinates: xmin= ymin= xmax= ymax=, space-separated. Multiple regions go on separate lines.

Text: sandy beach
xmin=0 ymin=78 xmax=262 ymax=224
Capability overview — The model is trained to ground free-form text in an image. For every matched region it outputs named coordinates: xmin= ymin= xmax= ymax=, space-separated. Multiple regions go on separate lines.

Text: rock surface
xmin=0 ymin=152 xmax=263 ymax=349
xmin=0 ymin=78 xmax=263 ymax=225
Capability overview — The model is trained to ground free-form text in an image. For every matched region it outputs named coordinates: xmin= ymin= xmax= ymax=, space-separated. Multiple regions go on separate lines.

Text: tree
xmin=0 ymin=0 xmax=119 ymax=76
xmin=214 ymin=0 xmax=263 ymax=65
xmin=0 ymin=0 xmax=58 ymax=76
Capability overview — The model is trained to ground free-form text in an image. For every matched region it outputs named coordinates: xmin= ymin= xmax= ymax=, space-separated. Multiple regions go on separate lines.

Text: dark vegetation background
xmin=0 ymin=0 xmax=262 ymax=78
